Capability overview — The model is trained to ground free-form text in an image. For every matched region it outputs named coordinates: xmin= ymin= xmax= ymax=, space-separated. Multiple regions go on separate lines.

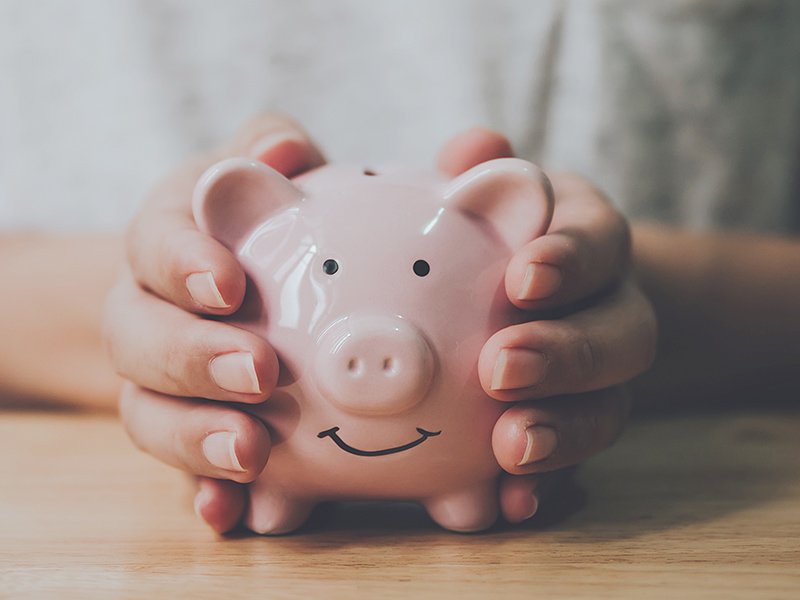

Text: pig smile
xmin=317 ymin=427 xmax=441 ymax=457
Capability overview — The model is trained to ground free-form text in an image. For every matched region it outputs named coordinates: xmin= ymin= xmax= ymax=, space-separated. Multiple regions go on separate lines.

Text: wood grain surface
xmin=1 ymin=409 xmax=798 ymax=599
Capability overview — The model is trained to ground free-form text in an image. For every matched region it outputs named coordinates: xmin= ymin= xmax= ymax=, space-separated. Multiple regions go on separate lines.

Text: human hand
xmin=104 ymin=113 xmax=326 ymax=532
xmin=439 ymin=129 xmax=656 ymax=523
xmin=108 ymin=120 xmax=654 ymax=534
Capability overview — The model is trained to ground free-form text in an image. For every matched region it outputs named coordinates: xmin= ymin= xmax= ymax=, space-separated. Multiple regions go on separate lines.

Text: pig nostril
xmin=347 ymin=358 xmax=363 ymax=376
xmin=382 ymin=357 xmax=396 ymax=374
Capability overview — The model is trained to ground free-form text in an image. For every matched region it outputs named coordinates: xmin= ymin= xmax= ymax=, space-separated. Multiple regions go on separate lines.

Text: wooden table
xmin=1 ymin=409 xmax=798 ymax=599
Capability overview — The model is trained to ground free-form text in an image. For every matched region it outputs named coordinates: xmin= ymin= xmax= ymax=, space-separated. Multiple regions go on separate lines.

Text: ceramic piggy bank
xmin=192 ymin=156 xmax=553 ymax=533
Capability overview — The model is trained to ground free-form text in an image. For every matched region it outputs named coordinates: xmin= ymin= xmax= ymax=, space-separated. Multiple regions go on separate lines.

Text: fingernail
xmin=491 ymin=348 xmax=547 ymax=391
xmin=202 ymin=431 xmax=246 ymax=473
xmin=518 ymin=425 xmax=558 ymax=466
xmin=522 ymin=494 xmax=540 ymax=521
xmin=186 ymin=271 xmax=229 ymax=309
xmin=194 ymin=487 xmax=211 ymax=519
xmin=249 ymin=131 xmax=306 ymax=160
xmin=209 ymin=352 xmax=261 ymax=394
xmin=518 ymin=263 xmax=562 ymax=301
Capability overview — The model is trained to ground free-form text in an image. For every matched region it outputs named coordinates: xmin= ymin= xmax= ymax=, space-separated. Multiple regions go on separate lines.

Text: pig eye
xmin=413 ymin=259 xmax=430 ymax=277
xmin=322 ymin=259 xmax=339 ymax=275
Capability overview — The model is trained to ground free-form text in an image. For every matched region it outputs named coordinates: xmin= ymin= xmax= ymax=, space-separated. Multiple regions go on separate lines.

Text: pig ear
xmin=192 ymin=157 xmax=303 ymax=250
xmin=442 ymin=158 xmax=554 ymax=249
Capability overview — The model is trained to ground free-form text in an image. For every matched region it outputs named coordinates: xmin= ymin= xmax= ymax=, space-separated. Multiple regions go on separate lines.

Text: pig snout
xmin=314 ymin=315 xmax=434 ymax=415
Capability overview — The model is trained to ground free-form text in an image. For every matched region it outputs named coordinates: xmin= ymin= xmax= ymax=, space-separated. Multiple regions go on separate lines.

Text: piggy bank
xmin=192 ymin=156 xmax=553 ymax=533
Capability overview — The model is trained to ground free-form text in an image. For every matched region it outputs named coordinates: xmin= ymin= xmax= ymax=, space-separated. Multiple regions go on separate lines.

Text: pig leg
xmin=244 ymin=482 xmax=314 ymax=535
xmin=422 ymin=479 xmax=499 ymax=532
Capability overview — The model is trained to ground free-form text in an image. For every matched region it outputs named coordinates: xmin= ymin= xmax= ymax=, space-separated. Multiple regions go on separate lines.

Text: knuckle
xmin=557 ymin=233 xmax=584 ymax=273
xmin=575 ymin=332 xmax=600 ymax=385
xmin=533 ymin=231 xmax=583 ymax=280
xmin=162 ymin=336 xmax=191 ymax=396
xmin=170 ymin=422 xmax=192 ymax=472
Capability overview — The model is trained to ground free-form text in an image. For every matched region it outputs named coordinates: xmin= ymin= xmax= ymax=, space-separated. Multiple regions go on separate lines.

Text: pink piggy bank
xmin=193 ymin=156 xmax=553 ymax=533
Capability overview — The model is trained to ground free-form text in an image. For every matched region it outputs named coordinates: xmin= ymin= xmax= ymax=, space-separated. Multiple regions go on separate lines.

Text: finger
xmin=227 ymin=112 xmax=326 ymax=177
xmin=498 ymin=472 xmax=545 ymax=523
xmin=105 ymin=274 xmax=278 ymax=402
xmin=480 ymin=281 xmax=657 ymax=401
xmin=492 ymin=387 xmax=631 ymax=475
xmin=119 ymin=382 xmax=270 ymax=483
xmin=507 ymin=173 xmax=631 ymax=309
xmin=194 ymin=477 xmax=247 ymax=534
xmin=436 ymin=127 xmax=514 ymax=176
xmin=129 ymin=207 xmax=247 ymax=316
xmin=127 ymin=113 xmax=325 ymax=316
xmin=499 ymin=469 xmax=574 ymax=523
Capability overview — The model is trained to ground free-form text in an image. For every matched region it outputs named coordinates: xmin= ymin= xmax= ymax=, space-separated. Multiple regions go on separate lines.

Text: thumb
xmin=436 ymin=127 xmax=514 ymax=177
xmin=226 ymin=112 xmax=327 ymax=177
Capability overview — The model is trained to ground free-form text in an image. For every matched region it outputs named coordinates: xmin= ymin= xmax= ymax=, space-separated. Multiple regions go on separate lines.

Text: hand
xmin=108 ymin=120 xmax=655 ymax=534
xmin=104 ymin=113 xmax=326 ymax=532
xmin=440 ymin=130 xmax=657 ymax=523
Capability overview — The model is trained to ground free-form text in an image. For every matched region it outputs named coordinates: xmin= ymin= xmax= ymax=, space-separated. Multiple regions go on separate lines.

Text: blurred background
xmin=2 ymin=0 xmax=798 ymax=233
